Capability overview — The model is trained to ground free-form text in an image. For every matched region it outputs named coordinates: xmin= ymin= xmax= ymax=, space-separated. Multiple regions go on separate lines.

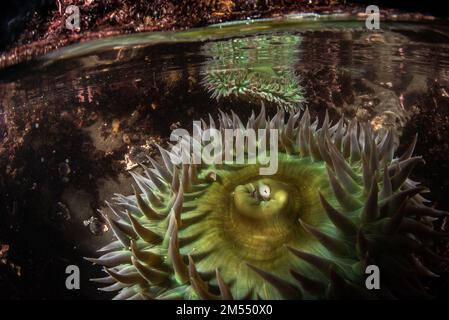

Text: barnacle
xmin=89 ymin=106 xmax=447 ymax=299
xmin=201 ymin=34 xmax=304 ymax=110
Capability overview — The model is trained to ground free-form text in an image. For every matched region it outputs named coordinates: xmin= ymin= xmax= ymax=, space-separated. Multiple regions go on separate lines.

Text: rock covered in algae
xmin=88 ymin=106 xmax=447 ymax=300
xmin=201 ymin=34 xmax=304 ymax=110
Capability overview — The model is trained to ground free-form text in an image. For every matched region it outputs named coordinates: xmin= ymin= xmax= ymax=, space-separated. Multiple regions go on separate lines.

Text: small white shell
xmin=258 ymin=184 xmax=271 ymax=201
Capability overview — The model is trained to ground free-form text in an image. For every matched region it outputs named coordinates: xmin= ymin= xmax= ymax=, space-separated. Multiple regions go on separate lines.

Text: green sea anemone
xmin=89 ymin=106 xmax=447 ymax=300
xmin=201 ymin=34 xmax=304 ymax=110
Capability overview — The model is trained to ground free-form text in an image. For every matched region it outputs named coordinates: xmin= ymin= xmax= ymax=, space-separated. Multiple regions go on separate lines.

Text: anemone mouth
xmin=89 ymin=106 xmax=447 ymax=300
xmin=233 ymin=179 xmax=291 ymax=218
xmin=230 ymin=178 xmax=296 ymax=251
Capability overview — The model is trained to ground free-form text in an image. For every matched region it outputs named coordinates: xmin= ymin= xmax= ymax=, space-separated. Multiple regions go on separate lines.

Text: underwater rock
xmin=89 ymin=106 xmax=447 ymax=299
xmin=50 ymin=202 xmax=71 ymax=222
xmin=84 ymin=217 xmax=109 ymax=236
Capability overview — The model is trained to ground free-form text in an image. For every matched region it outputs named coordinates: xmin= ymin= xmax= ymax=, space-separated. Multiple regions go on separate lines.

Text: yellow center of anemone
xmin=229 ymin=178 xmax=297 ymax=261
xmin=180 ymin=155 xmax=335 ymax=299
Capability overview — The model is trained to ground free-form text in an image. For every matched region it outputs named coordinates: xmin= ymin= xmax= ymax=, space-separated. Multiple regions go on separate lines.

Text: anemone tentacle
xmin=90 ymin=105 xmax=447 ymax=299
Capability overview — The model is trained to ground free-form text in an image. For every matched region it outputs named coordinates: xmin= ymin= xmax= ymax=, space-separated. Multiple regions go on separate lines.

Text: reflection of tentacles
xmin=201 ymin=34 xmax=304 ymax=110
xmin=89 ymin=106 xmax=447 ymax=299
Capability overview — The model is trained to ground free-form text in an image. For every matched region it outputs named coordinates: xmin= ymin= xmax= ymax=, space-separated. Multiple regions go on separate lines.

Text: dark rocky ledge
xmin=0 ymin=0 xmax=437 ymax=69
